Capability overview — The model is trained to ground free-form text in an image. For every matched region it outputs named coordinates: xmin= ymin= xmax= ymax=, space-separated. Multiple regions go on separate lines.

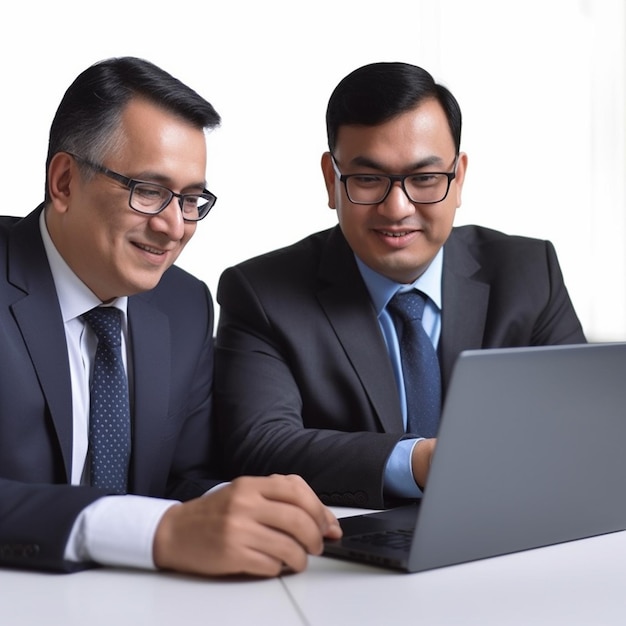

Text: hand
xmin=411 ymin=438 xmax=437 ymax=489
xmin=153 ymin=474 xmax=342 ymax=578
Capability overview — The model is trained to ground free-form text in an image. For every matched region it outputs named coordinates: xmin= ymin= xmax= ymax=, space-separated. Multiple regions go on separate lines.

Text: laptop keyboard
xmin=348 ymin=528 xmax=413 ymax=551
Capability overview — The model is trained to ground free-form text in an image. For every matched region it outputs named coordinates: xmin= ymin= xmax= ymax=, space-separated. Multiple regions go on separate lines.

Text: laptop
xmin=323 ymin=342 xmax=626 ymax=572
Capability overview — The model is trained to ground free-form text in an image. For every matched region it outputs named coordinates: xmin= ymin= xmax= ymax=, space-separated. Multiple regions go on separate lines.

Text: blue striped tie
xmin=83 ymin=307 xmax=131 ymax=493
xmin=388 ymin=290 xmax=441 ymax=437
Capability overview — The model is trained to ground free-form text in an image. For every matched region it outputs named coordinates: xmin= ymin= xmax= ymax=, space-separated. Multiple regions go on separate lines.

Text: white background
xmin=1 ymin=0 xmax=624 ymax=340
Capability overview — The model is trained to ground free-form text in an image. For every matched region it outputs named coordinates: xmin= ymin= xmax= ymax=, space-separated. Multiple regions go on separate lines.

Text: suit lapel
xmin=8 ymin=207 xmax=74 ymax=481
xmin=440 ymin=230 xmax=490 ymax=389
xmin=126 ymin=294 xmax=171 ymax=494
xmin=315 ymin=227 xmax=491 ymax=424
xmin=7 ymin=207 xmax=173 ymax=490
xmin=317 ymin=228 xmax=403 ymax=433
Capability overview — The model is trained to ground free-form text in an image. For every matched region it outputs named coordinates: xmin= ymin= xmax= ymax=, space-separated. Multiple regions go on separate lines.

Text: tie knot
xmin=388 ymin=290 xmax=427 ymax=322
xmin=83 ymin=307 xmax=122 ymax=348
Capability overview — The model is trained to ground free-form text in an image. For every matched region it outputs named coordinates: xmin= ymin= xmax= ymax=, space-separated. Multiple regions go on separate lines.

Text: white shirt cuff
xmin=64 ymin=495 xmax=179 ymax=569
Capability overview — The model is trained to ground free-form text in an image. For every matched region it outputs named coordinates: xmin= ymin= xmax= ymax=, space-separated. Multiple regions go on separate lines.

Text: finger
xmin=237 ymin=474 xmax=339 ymax=535
xmin=213 ymin=508 xmax=312 ymax=575
xmin=207 ymin=479 xmax=327 ymax=558
xmin=323 ymin=508 xmax=343 ymax=539
xmin=246 ymin=526 xmax=311 ymax=574
xmin=154 ymin=496 xmax=309 ymax=578
xmin=244 ymin=497 xmax=327 ymax=556
xmin=269 ymin=475 xmax=343 ymax=540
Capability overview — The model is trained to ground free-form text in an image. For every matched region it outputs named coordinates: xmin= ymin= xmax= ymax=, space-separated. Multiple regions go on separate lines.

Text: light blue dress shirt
xmin=354 ymin=250 xmax=443 ymax=499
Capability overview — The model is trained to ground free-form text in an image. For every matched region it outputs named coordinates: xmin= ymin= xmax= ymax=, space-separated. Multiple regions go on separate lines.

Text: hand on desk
xmin=411 ymin=438 xmax=437 ymax=489
xmin=153 ymin=474 xmax=342 ymax=578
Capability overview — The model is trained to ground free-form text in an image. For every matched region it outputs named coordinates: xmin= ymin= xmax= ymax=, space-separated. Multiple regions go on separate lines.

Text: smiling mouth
xmin=378 ymin=229 xmax=417 ymax=237
xmin=133 ymin=242 xmax=166 ymax=255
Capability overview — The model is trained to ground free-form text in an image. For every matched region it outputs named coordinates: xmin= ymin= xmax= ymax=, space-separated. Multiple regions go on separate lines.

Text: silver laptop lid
xmin=409 ymin=342 xmax=626 ymax=572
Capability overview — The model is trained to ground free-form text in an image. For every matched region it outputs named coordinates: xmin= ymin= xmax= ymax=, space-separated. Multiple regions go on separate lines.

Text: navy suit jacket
xmin=0 ymin=206 xmax=220 ymax=571
xmin=215 ymin=225 xmax=586 ymax=509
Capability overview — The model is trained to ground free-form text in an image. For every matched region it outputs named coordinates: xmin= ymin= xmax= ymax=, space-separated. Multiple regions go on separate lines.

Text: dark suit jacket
xmin=215 ymin=225 xmax=586 ymax=509
xmin=0 ymin=206 xmax=221 ymax=572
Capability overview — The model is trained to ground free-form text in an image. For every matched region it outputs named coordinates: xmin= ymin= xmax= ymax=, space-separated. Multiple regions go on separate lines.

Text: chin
xmin=119 ymin=277 xmax=162 ymax=297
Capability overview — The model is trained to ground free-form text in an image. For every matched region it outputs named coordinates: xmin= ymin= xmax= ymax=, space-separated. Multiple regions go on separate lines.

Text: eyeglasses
xmin=68 ymin=153 xmax=217 ymax=221
xmin=331 ymin=156 xmax=458 ymax=205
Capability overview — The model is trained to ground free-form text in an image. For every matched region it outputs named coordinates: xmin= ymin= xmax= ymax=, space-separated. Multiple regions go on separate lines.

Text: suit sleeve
xmin=473 ymin=237 xmax=586 ymax=349
xmin=215 ymin=266 xmax=403 ymax=510
xmin=0 ymin=478 xmax=106 ymax=572
xmin=528 ymin=240 xmax=587 ymax=345
xmin=156 ymin=279 xmax=224 ymax=501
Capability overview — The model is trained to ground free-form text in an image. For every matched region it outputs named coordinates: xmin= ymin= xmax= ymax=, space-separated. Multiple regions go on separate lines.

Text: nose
xmin=377 ymin=180 xmax=415 ymax=221
xmin=149 ymin=196 xmax=186 ymax=240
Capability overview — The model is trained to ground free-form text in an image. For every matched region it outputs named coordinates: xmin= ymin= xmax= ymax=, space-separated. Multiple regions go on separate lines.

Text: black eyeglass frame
xmin=67 ymin=152 xmax=217 ymax=221
xmin=331 ymin=155 xmax=458 ymax=205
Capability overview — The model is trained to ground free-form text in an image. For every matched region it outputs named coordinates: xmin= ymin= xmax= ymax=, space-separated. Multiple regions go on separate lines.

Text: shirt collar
xmin=39 ymin=209 xmax=128 ymax=323
xmin=355 ymin=247 xmax=443 ymax=316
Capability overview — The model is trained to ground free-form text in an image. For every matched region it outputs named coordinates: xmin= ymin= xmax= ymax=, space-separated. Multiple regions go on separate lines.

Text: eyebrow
xmin=131 ymin=170 xmax=207 ymax=192
xmin=349 ymin=155 xmax=447 ymax=171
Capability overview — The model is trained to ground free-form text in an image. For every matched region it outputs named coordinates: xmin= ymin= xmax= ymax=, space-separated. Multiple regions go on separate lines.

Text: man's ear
xmin=320 ymin=151 xmax=337 ymax=210
xmin=47 ymin=152 xmax=74 ymax=214
xmin=452 ymin=152 xmax=468 ymax=208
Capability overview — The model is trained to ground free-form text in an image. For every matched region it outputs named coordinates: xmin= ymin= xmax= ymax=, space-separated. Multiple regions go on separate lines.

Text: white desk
xmin=286 ymin=528 xmax=626 ymax=625
xmin=0 ymin=567 xmax=301 ymax=626
xmin=3 ymin=508 xmax=626 ymax=626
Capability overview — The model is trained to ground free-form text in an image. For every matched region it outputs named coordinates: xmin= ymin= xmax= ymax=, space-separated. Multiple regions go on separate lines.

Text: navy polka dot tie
xmin=388 ymin=290 xmax=441 ymax=437
xmin=83 ymin=307 xmax=131 ymax=493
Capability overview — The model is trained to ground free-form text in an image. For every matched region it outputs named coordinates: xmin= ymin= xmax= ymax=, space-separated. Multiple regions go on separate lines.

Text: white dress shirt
xmin=39 ymin=211 xmax=178 ymax=569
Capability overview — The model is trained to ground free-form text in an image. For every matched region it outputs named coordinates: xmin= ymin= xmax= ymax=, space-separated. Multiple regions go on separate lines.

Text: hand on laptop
xmin=411 ymin=438 xmax=438 ymax=489
xmin=153 ymin=474 xmax=342 ymax=578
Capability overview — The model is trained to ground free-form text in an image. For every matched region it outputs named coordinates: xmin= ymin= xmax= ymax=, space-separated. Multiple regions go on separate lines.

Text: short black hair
xmin=45 ymin=56 xmax=221 ymax=201
xmin=326 ymin=62 xmax=461 ymax=154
